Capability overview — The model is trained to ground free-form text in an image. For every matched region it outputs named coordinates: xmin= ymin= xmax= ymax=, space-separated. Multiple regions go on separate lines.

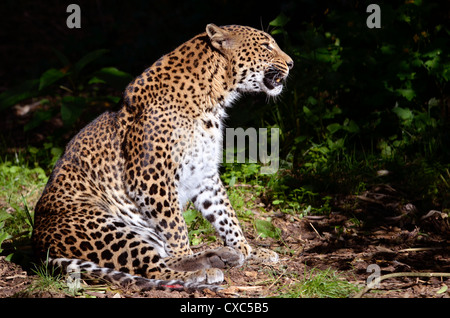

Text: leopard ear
xmin=206 ymin=24 xmax=234 ymax=50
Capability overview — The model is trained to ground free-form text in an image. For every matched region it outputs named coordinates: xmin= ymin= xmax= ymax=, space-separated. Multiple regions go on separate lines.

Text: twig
xmin=398 ymin=247 xmax=446 ymax=253
xmin=304 ymin=215 xmax=326 ymax=220
xmin=4 ymin=273 xmax=28 ymax=280
xmin=354 ymin=272 xmax=450 ymax=298
xmin=263 ymin=268 xmax=288 ymax=295
xmin=308 ymin=222 xmax=322 ymax=239
xmin=355 ymin=195 xmax=382 ymax=205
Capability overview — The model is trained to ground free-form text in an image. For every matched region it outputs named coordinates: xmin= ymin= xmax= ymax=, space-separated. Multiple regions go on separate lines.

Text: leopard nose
xmin=286 ymin=60 xmax=294 ymax=70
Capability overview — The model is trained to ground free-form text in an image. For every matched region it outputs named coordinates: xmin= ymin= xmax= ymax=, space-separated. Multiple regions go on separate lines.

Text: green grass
xmin=0 ymin=155 xmax=48 ymax=259
xmin=25 ymin=255 xmax=113 ymax=297
xmin=275 ymin=267 xmax=360 ymax=298
xmin=28 ymin=257 xmax=69 ymax=294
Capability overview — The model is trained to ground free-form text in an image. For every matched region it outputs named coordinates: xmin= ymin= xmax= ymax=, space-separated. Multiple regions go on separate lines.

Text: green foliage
xmin=0 ymin=211 xmax=12 ymax=254
xmin=221 ymin=163 xmax=262 ymax=187
xmin=0 ymin=149 xmax=49 ymax=260
xmin=272 ymin=186 xmax=332 ymax=217
xmin=254 ymin=218 xmax=281 ymax=240
xmin=276 ymin=267 xmax=360 ymax=298
xmin=183 ymin=207 xmax=216 ymax=246
xmin=27 ymin=142 xmax=64 ymax=172
xmin=262 ymin=2 xmax=449 ymax=212
xmin=0 ymin=49 xmax=133 ymax=132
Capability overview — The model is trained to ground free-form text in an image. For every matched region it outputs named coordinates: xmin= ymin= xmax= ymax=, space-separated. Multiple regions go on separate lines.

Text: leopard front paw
xmin=235 ymin=241 xmax=252 ymax=259
xmin=249 ymin=247 xmax=279 ymax=263
xmin=235 ymin=242 xmax=278 ymax=263
xmin=206 ymin=246 xmax=244 ymax=268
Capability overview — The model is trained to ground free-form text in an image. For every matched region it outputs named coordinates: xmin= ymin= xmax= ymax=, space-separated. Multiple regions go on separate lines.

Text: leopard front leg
xmin=192 ymin=175 xmax=278 ymax=264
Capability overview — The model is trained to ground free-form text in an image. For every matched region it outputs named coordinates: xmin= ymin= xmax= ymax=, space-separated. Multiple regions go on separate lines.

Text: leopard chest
xmin=174 ymin=116 xmax=223 ymax=208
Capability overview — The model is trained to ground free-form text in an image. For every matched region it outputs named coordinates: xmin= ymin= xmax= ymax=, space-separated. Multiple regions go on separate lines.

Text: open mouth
xmin=263 ymin=67 xmax=286 ymax=90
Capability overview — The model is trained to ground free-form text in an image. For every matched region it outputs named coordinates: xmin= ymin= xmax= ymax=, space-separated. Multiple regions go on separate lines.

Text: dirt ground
xmin=1 ymin=188 xmax=449 ymax=298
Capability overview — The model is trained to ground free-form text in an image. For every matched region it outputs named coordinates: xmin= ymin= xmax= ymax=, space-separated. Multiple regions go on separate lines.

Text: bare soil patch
xmin=0 ymin=256 xmax=32 ymax=298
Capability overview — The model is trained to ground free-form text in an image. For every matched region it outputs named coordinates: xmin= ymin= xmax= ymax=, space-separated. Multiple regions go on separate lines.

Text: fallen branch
xmin=354 ymin=272 xmax=450 ymax=298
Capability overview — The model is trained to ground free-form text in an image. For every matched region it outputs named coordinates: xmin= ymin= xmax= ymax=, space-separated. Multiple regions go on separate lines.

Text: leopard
xmin=32 ymin=23 xmax=293 ymax=292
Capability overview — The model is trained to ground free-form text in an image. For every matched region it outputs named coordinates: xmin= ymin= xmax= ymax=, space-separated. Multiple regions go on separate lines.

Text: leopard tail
xmin=48 ymin=257 xmax=223 ymax=292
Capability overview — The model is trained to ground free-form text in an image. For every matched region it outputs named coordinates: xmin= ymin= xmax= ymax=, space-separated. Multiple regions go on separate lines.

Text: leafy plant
xmin=254 ymin=218 xmax=281 ymax=240
xmin=183 ymin=207 xmax=216 ymax=246
xmin=0 ymin=49 xmax=133 ymax=131
xmin=0 ymin=211 xmax=12 ymax=254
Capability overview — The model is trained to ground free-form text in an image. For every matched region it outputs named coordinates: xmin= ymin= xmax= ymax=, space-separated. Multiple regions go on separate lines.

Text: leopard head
xmin=206 ymin=23 xmax=294 ymax=97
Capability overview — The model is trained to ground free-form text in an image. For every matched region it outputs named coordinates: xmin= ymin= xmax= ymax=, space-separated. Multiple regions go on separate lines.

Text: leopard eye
xmin=262 ymin=43 xmax=273 ymax=51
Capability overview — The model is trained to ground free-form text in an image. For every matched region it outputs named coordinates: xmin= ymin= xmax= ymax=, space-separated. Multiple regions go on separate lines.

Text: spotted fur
xmin=32 ymin=24 xmax=293 ymax=291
